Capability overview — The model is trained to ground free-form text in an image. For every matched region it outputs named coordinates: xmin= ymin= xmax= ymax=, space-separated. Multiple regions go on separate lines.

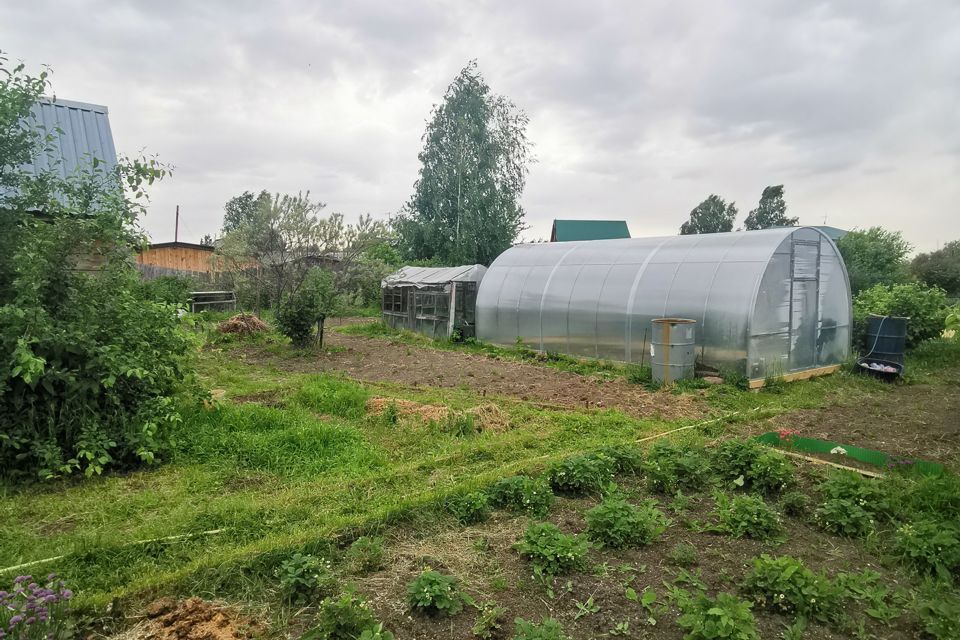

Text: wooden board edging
xmin=748 ymin=364 xmax=842 ymax=389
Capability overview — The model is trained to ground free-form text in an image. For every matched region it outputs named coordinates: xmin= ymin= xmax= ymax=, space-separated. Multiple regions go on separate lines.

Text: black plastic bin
xmin=865 ymin=315 xmax=907 ymax=366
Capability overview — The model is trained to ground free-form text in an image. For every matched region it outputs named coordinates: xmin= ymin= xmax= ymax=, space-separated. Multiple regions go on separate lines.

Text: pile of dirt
xmin=217 ymin=313 xmax=269 ymax=335
xmin=366 ymin=397 xmax=511 ymax=433
xmin=117 ymin=597 xmax=262 ymax=640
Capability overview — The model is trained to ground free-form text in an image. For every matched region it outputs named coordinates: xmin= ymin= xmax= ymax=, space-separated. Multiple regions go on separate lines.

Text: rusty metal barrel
xmin=651 ymin=318 xmax=697 ymax=384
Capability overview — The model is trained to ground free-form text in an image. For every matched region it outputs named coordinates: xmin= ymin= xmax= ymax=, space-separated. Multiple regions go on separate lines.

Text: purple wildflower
xmin=13 ymin=576 xmax=30 ymax=585
xmin=46 ymin=574 xmax=57 ymax=582
xmin=9 ymin=614 xmax=23 ymax=625
xmin=25 ymin=617 xmax=36 ymax=625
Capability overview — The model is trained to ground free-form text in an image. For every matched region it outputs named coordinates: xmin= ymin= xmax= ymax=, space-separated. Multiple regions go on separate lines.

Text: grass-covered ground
xmin=1 ymin=318 xmax=958 ymax=638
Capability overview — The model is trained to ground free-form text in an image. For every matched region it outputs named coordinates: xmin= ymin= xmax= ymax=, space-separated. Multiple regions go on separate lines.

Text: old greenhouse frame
xmin=381 ymin=265 xmax=487 ymax=340
xmin=476 ymin=227 xmax=852 ymax=386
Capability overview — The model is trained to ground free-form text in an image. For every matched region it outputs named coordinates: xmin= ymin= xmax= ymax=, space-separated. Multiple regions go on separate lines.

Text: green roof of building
xmin=550 ymin=219 xmax=631 ymax=242
xmin=814 ymin=225 xmax=849 ymax=242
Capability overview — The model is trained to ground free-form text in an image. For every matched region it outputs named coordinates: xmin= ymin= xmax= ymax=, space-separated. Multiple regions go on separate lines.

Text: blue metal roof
xmin=23 ymin=98 xmax=118 ymax=178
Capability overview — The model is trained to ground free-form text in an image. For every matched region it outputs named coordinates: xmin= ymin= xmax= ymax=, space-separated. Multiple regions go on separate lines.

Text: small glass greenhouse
xmin=476 ymin=227 xmax=851 ymax=384
xmin=381 ymin=265 xmax=487 ymax=340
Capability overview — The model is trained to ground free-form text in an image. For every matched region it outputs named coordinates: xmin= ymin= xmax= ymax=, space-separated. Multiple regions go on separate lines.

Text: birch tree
xmin=395 ymin=61 xmax=533 ymax=266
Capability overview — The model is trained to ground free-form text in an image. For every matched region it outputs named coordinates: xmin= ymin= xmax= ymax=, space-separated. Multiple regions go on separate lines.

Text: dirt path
xmin=757 ymin=381 xmax=960 ymax=465
xmin=252 ymin=330 xmax=704 ymax=421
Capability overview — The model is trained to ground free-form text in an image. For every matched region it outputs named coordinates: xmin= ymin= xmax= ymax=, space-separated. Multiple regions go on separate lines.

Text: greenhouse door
xmin=789 ymin=238 xmax=820 ymax=371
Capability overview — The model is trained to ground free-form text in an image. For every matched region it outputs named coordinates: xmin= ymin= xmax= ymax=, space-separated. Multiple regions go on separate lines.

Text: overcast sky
xmin=3 ymin=0 xmax=959 ymax=252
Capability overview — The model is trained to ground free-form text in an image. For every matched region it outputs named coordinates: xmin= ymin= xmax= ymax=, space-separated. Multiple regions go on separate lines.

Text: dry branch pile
xmin=217 ymin=313 xmax=269 ymax=335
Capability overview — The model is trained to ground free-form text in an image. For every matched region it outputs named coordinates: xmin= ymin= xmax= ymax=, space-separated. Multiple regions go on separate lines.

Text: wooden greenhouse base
xmin=747 ymin=364 xmax=842 ymax=390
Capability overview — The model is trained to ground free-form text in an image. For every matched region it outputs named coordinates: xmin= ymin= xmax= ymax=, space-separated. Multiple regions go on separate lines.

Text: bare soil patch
xmin=246 ymin=331 xmax=703 ymax=421
xmin=116 ymin=597 xmax=262 ymax=640
xmin=757 ymin=381 xmax=960 ymax=465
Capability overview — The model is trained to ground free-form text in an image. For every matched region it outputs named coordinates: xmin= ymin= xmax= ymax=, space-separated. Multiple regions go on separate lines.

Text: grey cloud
xmin=1 ymin=0 xmax=958 ymax=250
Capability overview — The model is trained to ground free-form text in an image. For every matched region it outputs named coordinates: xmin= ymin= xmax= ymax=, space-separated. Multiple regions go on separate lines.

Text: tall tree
xmin=395 ymin=60 xmax=533 ymax=266
xmin=218 ymin=193 xmax=388 ymax=312
xmin=743 ymin=185 xmax=798 ymax=230
xmin=221 ymin=189 xmax=271 ymax=235
xmin=680 ymin=195 xmax=738 ymax=235
xmin=911 ymin=239 xmax=960 ymax=296
xmin=836 ymin=227 xmax=912 ymax=294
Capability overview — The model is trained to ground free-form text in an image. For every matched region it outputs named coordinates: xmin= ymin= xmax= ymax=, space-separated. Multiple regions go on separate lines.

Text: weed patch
xmin=293 ymin=375 xmax=370 ymax=418
xmin=513 ymin=617 xmax=568 ymax=640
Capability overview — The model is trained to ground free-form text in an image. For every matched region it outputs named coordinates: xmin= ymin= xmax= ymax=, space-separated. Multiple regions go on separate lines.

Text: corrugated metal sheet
xmin=22 ymin=98 xmax=118 ymax=178
xmin=382 ymin=264 xmax=487 ymax=287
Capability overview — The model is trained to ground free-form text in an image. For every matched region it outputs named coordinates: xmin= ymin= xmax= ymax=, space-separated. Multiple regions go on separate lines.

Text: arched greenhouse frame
xmin=475 ymin=227 xmax=852 ymax=385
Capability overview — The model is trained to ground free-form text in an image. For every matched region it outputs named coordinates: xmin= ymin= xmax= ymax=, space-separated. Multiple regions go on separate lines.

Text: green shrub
xmin=277 ymin=553 xmax=337 ymax=604
xmin=714 ymin=494 xmax=783 ymax=541
xmin=643 ymin=441 xmax=711 ymax=494
xmin=547 ymin=453 xmax=615 ymax=495
xmin=473 ymin=601 xmax=506 ymax=639
xmin=892 ymin=520 xmax=960 ymax=578
xmin=0 ymin=61 xmax=195 ymax=481
xmin=677 ymin=592 xmax=759 ymax=640
xmin=741 ymin=555 xmax=841 ymax=622
xmin=407 ymin=570 xmax=465 ymax=616
xmin=853 ymin=282 xmax=949 ymax=350
xmin=293 ymin=375 xmax=369 ymax=418
xmin=276 ymin=268 xmax=338 ymax=347
xmin=345 ymin=536 xmax=386 ymax=574
xmin=668 ymin=542 xmax=698 ymax=567
xmin=512 ymin=617 xmax=568 ymax=640
xmin=779 ymin=491 xmax=809 ymax=517
xmin=712 ymin=440 xmax=794 ymax=495
xmin=277 ymin=292 xmax=320 ymax=347
xmin=514 ymin=522 xmax=589 ymax=577
xmin=584 ymin=497 xmax=669 ymax=548
xmin=305 ymin=592 xmax=392 ymax=640
xmin=488 ymin=476 xmax=554 ymax=517
xmin=139 ymin=275 xmax=196 ymax=305
xmin=447 ymin=491 xmax=491 ymax=525
xmin=814 ymin=498 xmax=874 ymax=538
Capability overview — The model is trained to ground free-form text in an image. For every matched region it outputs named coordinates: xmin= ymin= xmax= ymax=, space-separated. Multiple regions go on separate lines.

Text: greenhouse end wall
xmin=475 ymin=227 xmax=852 ymax=382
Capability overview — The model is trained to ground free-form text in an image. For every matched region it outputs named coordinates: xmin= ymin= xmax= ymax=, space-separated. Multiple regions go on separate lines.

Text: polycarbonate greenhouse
xmin=476 ymin=227 xmax=852 ymax=384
